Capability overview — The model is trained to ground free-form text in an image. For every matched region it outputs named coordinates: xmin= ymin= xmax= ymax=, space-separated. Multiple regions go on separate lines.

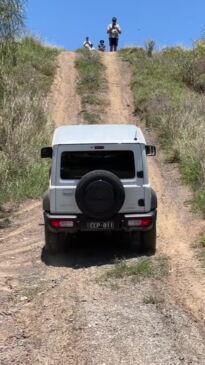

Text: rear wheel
xmin=45 ymin=223 xmax=66 ymax=254
xmin=140 ymin=222 xmax=156 ymax=256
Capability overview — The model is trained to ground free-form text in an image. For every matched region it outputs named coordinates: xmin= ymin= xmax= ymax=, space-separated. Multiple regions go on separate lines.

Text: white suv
xmin=41 ymin=124 xmax=157 ymax=254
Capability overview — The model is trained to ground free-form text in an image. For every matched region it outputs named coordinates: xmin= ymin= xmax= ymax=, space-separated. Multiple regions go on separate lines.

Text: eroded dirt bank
xmin=0 ymin=52 xmax=205 ymax=365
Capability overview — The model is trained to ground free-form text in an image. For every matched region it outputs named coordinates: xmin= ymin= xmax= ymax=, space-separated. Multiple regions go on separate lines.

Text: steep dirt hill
xmin=103 ymin=52 xmax=205 ymax=322
xmin=0 ymin=52 xmax=205 ymax=365
xmin=49 ymin=52 xmax=83 ymax=125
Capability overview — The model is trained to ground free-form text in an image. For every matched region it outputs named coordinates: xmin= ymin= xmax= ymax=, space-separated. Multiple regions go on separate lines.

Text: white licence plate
xmin=86 ymin=221 xmax=115 ymax=230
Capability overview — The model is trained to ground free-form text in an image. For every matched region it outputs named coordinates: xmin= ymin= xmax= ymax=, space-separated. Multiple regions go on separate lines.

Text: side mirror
xmin=41 ymin=147 xmax=53 ymax=159
xmin=146 ymin=145 xmax=156 ymax=156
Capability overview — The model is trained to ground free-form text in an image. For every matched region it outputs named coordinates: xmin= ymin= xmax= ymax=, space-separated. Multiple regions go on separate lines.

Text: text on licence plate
xmin=87 ymin=221 xmax=114 ymax=230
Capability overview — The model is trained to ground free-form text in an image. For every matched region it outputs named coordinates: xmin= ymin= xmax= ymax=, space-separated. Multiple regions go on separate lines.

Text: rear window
xmin=60 ymin=151 xmax=135 ymax=179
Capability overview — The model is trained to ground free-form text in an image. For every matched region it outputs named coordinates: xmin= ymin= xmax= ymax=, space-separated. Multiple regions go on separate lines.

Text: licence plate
xmin=86 ymin=221 xmax=115 ymax=231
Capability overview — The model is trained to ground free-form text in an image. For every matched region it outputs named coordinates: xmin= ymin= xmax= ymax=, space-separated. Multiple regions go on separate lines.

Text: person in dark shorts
xmin=107 ymin=17 xmax=121 ymax=52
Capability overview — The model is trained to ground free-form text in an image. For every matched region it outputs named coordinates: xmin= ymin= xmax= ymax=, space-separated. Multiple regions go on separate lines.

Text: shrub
xmin=145 ymin=40 xmax=155 ymax=57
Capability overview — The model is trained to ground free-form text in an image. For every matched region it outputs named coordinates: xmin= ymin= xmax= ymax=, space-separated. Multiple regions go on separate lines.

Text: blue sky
xmin=26 ymin=0 xmax=205 ymax=50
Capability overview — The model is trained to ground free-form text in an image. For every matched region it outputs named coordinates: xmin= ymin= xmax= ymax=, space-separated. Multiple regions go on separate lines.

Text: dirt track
xmin=0 ymin=52 xmax=205 ymax=365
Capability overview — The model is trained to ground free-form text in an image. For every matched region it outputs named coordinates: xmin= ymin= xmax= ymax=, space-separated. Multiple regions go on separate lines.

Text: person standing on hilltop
xmin=107 ymin=17 xmax=121 ymax=52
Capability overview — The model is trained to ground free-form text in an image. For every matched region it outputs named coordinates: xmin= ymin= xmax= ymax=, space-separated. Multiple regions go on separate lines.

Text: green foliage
xmin=16 ymin=37 xmax=59 ymax=94
xmin=0 ymin=0 xmax=26 ymax=65
xmin=102 ymin=256 xmax=169 ymax=282
xmin=82 ymin=94 xmax=102 ymax=106
xmin=145 ymin=40 xmax=155 ymax=57
xmin=75 ymin=48 xmax=106 ymax=123
xmin=194 ymin=233 xmax=205 ymax=267
xmin=104 ymin=258 xmax=153 ymax=280
xmin=120 ymin=45 xmax=205 ymax=216
xmin=198 ymin=234 xmax=205 ymax=248
xmin=75 ymin=49 xmax=105 ymax=94
xmin=0 ymin=0 xmax=25 ymax=41
xmin=194 ymin=191 xmax=205 ymax=217
xmin=143 ymin=295 xmax=164 ymax=305
xmin=76 ymin=50 xmax=104 ymax=94
xmin=0 ymin=37 xmax=58 ymax=208
xmin=83 ymin=112 xmax=101 ymax=124
xmin=0 ymin=161 xmax=50 ymax=204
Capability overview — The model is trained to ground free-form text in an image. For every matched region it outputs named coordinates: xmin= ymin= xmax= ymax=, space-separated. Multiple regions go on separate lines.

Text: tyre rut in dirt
xmin=75 ymin=170 xmax=125 ymax=220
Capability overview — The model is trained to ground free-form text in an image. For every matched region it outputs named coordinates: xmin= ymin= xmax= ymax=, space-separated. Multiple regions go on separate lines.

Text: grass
xmin=101 ymin=256 xmax=169 ymax=282
xmin=83 ymin=111 xmax=101 ymax=124
xmin=120 ymin=42 xmax=205 ymax=217
xmin=199 ymin=235 xmax=205 ymax=248
xmin=143 ymin=295 xmax=164 ymax=305
xmin=0 ymin=37 xmax=59 ymax=209
xmin=82 ymin=94 xmax=102 ymax=106
xmin=8 ymin=282 xmax=46 ymax=304
xmin=75 ymin=48 xmax=106 ymax=123
xmin=194 ymin=234 xmax=205 ymax=267
xmin=106 ymin=258 xmax=153 ymax=280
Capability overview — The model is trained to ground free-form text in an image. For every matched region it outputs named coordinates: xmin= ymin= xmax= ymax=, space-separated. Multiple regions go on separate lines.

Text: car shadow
xmin=41 ymin=232 xmax=143 ymax=269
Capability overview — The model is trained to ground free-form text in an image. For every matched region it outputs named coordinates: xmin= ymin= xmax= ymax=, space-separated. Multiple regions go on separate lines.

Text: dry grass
xmin=121 ymin=44 xmax=205 ymax=216
xmin=75 ymin=48 xmax=107 ymax=123
xmin=0 ymin=37 xmax=59 ymax=208
xmin=194 ymin=234 xmax=205 ymax=267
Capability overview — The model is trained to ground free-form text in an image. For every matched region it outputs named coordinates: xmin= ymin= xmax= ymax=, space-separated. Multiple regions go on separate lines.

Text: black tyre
xmin=43 ymin=190 xmax=50 ymax=212
xmin=45 ymin=223 xmax=65 ymax=254
xmin=140 ymin=222 xmax=156 ymax=255
xmin=75 ymin=170 xmax=125 ymax=220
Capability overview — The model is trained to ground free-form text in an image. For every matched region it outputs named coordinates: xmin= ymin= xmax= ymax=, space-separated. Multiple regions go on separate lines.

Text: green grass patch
xmin=120 ymin=44 xmax=205 ymax=216
xmin=193 ymin=191 xmax=205 ymax=217
xmin=106 ymin=258 xmax=153 ymax=280
xmin=197 ymin=234 xmax=205 ymax=248
xmin=0 ymin=161 xmax=50 ymax=204
xmin=75 ymin=48 xmax=106 ymax=123
xmin=75 ymin=49 xmax=105 ymax=94
xmin=82 ymin=94 xmax=102 ymax=106
xmin=102 ymin=256 xmax=169 ymax=282
xmin=83 ymin=112 xmax=101 ymax=124
xmin=143 ymin=295 xmax=164 ymax=305
xmin=0 ymin=37 xmax=59 ymax=209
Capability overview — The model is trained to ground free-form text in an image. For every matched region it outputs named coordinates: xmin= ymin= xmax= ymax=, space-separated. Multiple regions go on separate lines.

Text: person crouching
xmin=98 ymin=40 xmax=106 ymax=52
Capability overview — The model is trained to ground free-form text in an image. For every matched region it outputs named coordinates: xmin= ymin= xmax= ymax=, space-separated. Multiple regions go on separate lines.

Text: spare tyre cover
xmin=75 ymin=170 xmax=125 ymax=220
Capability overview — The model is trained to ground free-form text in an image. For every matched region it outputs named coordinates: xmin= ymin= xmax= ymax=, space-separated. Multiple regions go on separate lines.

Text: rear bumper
xmin=44 ymin=211 xmax=157 ymax=234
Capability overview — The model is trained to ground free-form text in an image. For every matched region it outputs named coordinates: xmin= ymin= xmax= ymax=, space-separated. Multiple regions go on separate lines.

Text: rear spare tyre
xmin=75 ymin=170 xmax=125 ymax=220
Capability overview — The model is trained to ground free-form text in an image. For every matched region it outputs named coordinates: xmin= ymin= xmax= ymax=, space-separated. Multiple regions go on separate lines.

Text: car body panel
xmin=43 ymin=124 xmax=157 ymax=234
xmin=50 ymin=143 xmax=148 ymax=214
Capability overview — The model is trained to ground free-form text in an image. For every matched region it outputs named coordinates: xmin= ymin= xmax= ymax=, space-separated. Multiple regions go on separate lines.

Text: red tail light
xmin=49 ymin=219 xmax=74 ymax=228
xmin=140 ymin=217 xmax=153 ymax=227
xmin=128 ymin=217 xmax=152 ymax=228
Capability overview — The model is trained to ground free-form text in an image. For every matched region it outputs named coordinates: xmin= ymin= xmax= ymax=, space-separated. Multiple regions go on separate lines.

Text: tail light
xmin=49 ymin=219 xmax=74 ymax=228
xmin=128 ymin=217 xmax=152 ymax=228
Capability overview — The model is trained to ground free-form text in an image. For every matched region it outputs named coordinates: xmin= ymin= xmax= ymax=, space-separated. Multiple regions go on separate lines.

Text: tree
xmin=0 ymin=0 xmax=26 ymax=63
xmin=0 ymin=0 xmax=25 ymax=41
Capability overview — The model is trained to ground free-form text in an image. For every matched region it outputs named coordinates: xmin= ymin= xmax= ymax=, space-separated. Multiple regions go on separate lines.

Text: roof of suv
xmin=52 ymin=124 xmax=146 ymax=146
